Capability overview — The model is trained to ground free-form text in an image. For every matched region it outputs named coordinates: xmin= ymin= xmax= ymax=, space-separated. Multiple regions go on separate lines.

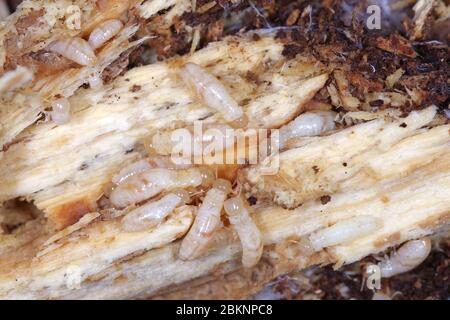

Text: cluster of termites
xmin=108 ymin=64 xmax=270 ymax=267
xmin=46 ymin=19 xmax=124 ymax=125
xmin=48 ymin=19 xmax=124 ymax=67
xmin=104 ymin=62 xmax=433 ymax=273
xmin=105 ymin=63 xmax=346 ymax=268
xmin=109 ymin=156 xmax=263 ymax=268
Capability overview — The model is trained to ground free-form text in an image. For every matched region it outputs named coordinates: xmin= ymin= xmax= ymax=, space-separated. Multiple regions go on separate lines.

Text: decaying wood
xmin=0 ymin=35 xmax=328 ymax=228
xmin=139 ymin=0 xmax=191 ymax=21
xmin=0 ymin=206 xmax=195 ymax=299
xmin=0 ymin=104 xmax=448 ymax=299
xmin=0 ymin=0 xmax=190 ymax=148
xmin=0 ymin=0 xmax=448 ymax=300
xmin=243 ymin=107 xmax=448 ymax=208
xmin=0 ymin=1 xmax=147 ymax=148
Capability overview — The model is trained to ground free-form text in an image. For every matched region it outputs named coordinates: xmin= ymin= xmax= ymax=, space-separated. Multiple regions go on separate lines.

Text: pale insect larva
xmin=223 ymin=197 xmax=263 ymax=268
xmin=178 ymin=179 xmax=232 ymax=260
xmin=112 ymin=156 xmax=193 ymax=185
xmin=121 ymin=190 xmax=190 ymax=232
xmin=309 ymin=215 xmax=382 ymax=251
xmin=48 ymin=37 xmax=96 ymax=66
xmin=379 ymin=238 xmax=431 ymax=278
xmin=180 ymin=63 xmax=247 ymax=126
xmin=50 ymin=98 xmax=71 ymax=125
xmin=88 ymin=19 xmax=124 ymax=50
xmin=279 ymin=111 xmax=336 ymax=148
xmin=112 ymin=159 xmax=152 ymax=185
xmin=110 ymin=167 xmax=214 ymax=209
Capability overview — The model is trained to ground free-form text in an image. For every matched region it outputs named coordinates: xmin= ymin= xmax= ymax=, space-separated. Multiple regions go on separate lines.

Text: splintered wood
xmin=0 ymin=36 xmax=328 ymax=228
xmin=0 ymin=103 xmax=448 ymax=299
xmin=0 ymin=0 xmax=448 ymax=300
xmin=0 ymin=0 xmax=146 ymax=147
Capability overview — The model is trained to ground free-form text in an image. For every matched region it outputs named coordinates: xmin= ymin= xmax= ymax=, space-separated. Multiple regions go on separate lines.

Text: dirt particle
xmin=282 ymin=44 xmax=304 ymax=58
xmin=247 ymin=196 xmax=258 ymax=206
xmin=320 ymin=195 xmax=331 ymax=205
xmin=130 ymin=85 xmax=142 ymax=92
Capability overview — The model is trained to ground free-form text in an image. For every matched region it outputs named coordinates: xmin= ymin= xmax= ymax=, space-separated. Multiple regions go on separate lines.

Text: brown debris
xmin=286 ymin=9 xmax=301 ymax=26
xmin=102 ymin=47 xmax=143 ymax=84
xmin=320 ymin=195 xmax=331 ymax=205
xmin=140 ymin=0 xmax=447 ymax=113
xmin=14 ymin=8 xmax=44 ymax=35
xmin=130 ymin=84 xmax=141 ymax=92
xmin=1 ymin=0 xmax=448 ymax=301
xmin=374 ymin=34 xmax=417 ymax=58
xmin=259 ymin=239 xmax=449 ymax=300
xmin=206 ymin=19 xmax=225 ymax=41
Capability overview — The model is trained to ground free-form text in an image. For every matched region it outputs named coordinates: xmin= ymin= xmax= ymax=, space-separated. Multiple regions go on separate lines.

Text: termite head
xmin=223 ymin=196 xmax=245 ymax=216
xmin=199 ymin=167 xmax=215 ymax=187
xmin=172 ymin=188 xmax=191 ymax=204
xmin=213 ymin=179 xmax=232 ymax=194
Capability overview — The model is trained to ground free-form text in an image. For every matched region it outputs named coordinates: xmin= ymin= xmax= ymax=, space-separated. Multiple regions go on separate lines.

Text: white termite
xmin=50 ymin=98 xmax=71 ymax=125
xmin=180 ymin=63 xmax=247 ymax=126
xmin=48 ymin=37 xmax=97 ymax=66
xmin=112 ymin=156 xmax=193 ymax=185
xmin=279 ymin=111 xmax=336 ymax=148
xmin=88 ymin=19 xmax=124 ymax=49
xmin=112 ymin=159 xmax=152 ymax=185
xmin=309 ymin=215 xmax=382 ymax=251
xmin=224 ymin=197 xmax=263 ymax=268
xmin=379 ymin=238 xmax=431 ymax=278
xmin=121 ymin=190 xmax=190 ymax=232
xmin=110 ymin=167 xmax=213 ymax=209
xmin=178 ymin=179 xmax=232 ymax=260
